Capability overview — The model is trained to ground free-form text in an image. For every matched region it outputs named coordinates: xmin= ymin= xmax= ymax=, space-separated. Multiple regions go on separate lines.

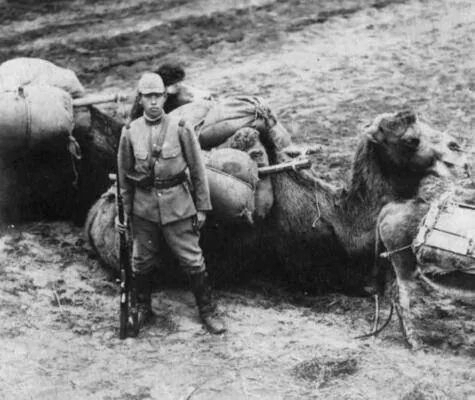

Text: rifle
xmin=110 ymin=173 xmax=138 ymax=339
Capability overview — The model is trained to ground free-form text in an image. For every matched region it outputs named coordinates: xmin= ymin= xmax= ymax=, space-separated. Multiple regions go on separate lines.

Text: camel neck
xmin=345 ymin=141 xmax=422 ymax=210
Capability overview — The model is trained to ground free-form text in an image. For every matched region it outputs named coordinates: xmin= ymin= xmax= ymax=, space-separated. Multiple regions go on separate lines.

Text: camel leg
xmin=364 ymin=224 xmax=388 ymax=296
xmin=389 ymin=251 xmax=422 ymax=349
xmin=372 ymin=294 xmax=380 ymax=335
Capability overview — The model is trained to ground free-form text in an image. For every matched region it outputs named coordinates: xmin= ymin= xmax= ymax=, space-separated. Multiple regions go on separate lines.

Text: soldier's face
xmin=140 ymin=92 xmax=166 ymax=119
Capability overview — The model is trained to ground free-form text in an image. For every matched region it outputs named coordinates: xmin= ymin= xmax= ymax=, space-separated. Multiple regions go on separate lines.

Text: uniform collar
xmin=143 ymin=110 xmax=164 ymax=124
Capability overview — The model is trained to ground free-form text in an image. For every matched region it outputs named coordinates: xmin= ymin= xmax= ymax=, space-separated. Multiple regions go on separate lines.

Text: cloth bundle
xmin=204 ymin=148 xmax=258 ymax=225
xmin=218 ymin=127 xmax=274 ymax=219
xmin=0 ymin=85 xmax=75 ymax=154
xmin=0 ymin=57 xmax=85 ymax=98
xmin=173 ymin=95 xmax=294 ymax=223
xmin=170 ymin=99 xmax=215 ymax=133
xmin=197 ymin=96 xmax=292 ymax=151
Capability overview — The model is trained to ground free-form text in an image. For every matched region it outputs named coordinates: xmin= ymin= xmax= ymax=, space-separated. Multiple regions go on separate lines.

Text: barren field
xmin=0 ymin=0 xmax=474 ymax=399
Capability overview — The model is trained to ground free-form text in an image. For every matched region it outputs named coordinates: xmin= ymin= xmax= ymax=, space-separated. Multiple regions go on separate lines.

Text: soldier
xmin=117 ymin=72 xmax=225 ymax=334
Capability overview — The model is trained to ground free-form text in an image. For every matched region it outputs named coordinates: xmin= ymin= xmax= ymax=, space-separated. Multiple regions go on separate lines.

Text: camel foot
xmin=394 ymin=301 xmax=422 ymax=350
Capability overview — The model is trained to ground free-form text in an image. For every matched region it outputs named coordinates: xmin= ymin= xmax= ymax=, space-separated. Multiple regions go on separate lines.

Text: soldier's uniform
xmin=117 ymin=72 xmax=225 ymax=334
xmin=118 ymin=114 xmax=211 ymax=274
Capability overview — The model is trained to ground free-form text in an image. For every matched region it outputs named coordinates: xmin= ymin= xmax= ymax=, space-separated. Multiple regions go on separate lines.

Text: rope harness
xmin=312 ymin=186 xmax=321 ymax=229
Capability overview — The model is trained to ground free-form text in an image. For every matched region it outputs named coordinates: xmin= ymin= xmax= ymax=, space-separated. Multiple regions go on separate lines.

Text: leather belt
xmin=154 ymin=170 xmax=187 ymax=189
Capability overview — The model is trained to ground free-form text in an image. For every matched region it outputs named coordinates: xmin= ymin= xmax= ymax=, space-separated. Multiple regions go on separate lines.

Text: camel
xmin=85 ymin=109 xmax=465 ymax=293
xmin=369 ymin=166 xmax=475 ymax=348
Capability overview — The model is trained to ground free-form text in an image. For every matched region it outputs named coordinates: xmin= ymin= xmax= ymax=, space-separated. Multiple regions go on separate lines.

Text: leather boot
xmin=188 ymin=271 xmax=226 ymax=335
xmin=129 ymin=272 xmax=154 ymax=332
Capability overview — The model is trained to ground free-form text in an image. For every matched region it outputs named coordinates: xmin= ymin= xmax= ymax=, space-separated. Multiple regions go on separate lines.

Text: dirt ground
xmin=0 ymin=0 xmax=474 ymax=399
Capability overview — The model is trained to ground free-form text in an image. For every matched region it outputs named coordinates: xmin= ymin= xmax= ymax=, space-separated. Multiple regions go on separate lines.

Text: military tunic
xmin=117 ymin=114 xmax=212 ymax=274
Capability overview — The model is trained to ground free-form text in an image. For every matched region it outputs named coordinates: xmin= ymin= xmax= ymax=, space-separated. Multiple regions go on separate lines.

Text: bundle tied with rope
xmin=168 ymin=96 xmax=295 ymax=223
xmin=0 ymin=85 xmax=82 ymax=185
xmin=0 ymin=58 xmax=86 ymax=187
xmin=197 ymin=95 xmax=292 ymax=151
xmin=0 ymin=57 xmax=85 ymax=98
xmin=203 ymin=148 xmax=258 ymax=225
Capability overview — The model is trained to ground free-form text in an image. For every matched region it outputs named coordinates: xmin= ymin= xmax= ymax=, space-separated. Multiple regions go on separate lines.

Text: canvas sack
xmin=0 ymin=57 xmax=85 ymax=98
xmin=0 ymin=85 xmax=74 ymax=153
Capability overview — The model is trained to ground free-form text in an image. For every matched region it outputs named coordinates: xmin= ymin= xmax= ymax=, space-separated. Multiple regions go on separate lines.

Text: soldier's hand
xmin=195 ymin=211 xmax=206 ymax=230
xmin=115 ymin=214 xmax=129 ymax=234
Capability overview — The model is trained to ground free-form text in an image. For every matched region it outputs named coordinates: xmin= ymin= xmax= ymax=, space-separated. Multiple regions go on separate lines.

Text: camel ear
xmin=395 ymin=109 xmax=416 ymax=126
xmin=363 ymin=113 xmax=395 ymax=143
xmin=363 ymin=123 xmax=384 ymax=143
xmin=379 ymin=109 xmax=417 ymax=136
xmin=282 ymin=145 xmax=303 ymax=158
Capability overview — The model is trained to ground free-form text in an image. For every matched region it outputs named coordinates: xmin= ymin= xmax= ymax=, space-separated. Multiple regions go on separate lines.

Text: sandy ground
xmin=0 ymin=0 xmax=474 ymax=399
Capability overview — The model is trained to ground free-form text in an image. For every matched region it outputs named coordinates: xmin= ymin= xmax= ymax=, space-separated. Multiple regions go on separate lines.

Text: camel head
xmin=363 ymin=110 xmax=467 ymax=178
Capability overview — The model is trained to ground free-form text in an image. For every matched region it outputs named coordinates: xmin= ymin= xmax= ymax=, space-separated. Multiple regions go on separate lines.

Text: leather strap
xmin=148 ymin=115 xmax=170 ymax=170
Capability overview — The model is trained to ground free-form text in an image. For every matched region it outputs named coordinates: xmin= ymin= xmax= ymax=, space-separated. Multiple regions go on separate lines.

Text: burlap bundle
xmin=204 ymin=148 xmax=258 ymax=224
xmin=169 ymin=99 xmax=215 ymax=134
xmin=0 ymin=57 xmax=85 ymax=98
xmin=0 ymin=85 xmax=74 ymax=153
xmin=199 ymin=96 xmax=291 ymax=150
xmin=218 ymin=127 xmax=274 ymax=219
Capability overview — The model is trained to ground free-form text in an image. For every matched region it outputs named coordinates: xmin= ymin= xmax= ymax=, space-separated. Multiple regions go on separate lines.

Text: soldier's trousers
xmin=131 ymin=215 xmax=205 ymax=275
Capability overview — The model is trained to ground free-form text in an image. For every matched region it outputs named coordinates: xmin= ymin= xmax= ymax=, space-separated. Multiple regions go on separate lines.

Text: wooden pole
xmin=258 ymin=158 xmax=311 ymax=177
xmin=72 ymin=93 xmax=129 ymax=107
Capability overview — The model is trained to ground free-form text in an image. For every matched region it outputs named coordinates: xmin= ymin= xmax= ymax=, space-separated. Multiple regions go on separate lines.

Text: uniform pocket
xmin=134 ymin=151 xmax=148 ymax=160
xmin=134 ymin=151 xmax=149 ymax=173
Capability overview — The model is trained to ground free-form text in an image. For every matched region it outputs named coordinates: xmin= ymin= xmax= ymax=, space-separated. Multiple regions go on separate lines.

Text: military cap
xmin=137 ymin=72 xmax=165 ymax=95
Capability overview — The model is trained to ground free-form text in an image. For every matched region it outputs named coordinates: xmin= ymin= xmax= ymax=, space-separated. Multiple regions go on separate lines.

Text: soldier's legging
xmin=131 ymin=215 xmax=205 ymax=275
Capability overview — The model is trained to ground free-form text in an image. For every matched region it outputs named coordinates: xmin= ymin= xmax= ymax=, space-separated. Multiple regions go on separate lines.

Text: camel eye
xmin=448 ymin=141 xmax=461 ymax=152
xmin=404 ymin=137 xmax=420 ymax=148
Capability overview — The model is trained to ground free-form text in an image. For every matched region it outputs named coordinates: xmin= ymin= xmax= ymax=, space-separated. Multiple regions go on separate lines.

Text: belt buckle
xmin=154 ymin=178 xmax=169 ymax=189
